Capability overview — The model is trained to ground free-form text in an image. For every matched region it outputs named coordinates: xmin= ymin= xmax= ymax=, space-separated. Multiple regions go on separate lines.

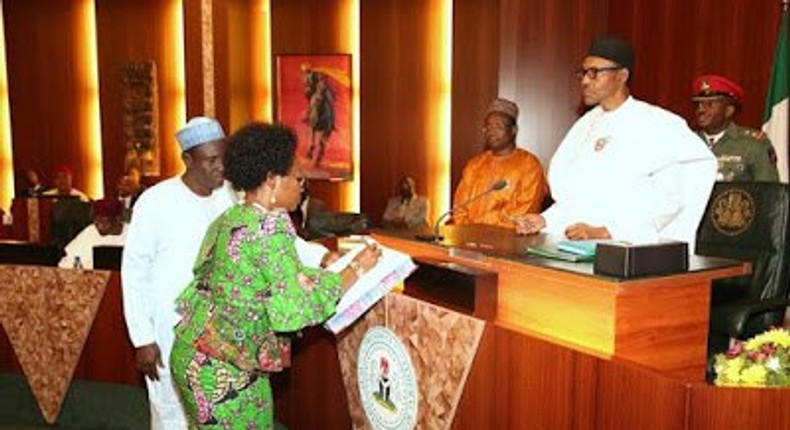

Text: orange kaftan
xmin=452 ymin=149 xmax=548 ymax=229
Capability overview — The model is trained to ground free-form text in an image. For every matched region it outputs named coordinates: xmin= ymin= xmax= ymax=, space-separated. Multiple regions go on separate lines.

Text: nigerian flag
xmin=763 ymin=2 xmax=789 ymax=182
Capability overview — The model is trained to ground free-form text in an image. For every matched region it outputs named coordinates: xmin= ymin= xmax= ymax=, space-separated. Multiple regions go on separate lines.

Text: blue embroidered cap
xmin=175 ymin=116 xmax=226 ymax=151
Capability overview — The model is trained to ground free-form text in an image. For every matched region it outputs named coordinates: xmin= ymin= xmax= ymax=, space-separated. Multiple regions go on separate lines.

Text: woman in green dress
xmin=170 ymin=123 xmax=380 ymax=429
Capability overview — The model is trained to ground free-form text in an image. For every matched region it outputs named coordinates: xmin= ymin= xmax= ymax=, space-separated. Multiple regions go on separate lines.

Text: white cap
xmin=175 ymin=117 xmax=225 ymax=151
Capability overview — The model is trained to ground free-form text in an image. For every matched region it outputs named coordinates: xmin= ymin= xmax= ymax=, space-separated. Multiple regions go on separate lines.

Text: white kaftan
xmin=543 ymin=97 xmax=716 ymax=249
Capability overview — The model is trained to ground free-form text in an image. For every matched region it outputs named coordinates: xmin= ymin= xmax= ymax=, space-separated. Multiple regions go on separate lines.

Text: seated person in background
xmin=382 ymin=175 xmax=429 ymax=229
xmin=515 ymin=36 xmax=716 ymax=248
xmin=289 ymin=178 xmax=326 ymax=238
xmin=116 ymin=167 xmax=146 ymax=221
xmin=0 ymin=207 xmax=9 ymax=232
xmin=58 ymin=198 xmax=128 ymax=269
xmin=19 ymin=168 xmax=45 ymax=197
xmin=290 ymin=179 xmax=370 ymax=239
xmin=43 ymin=164 xmax=90 ymax=201
xmin=692 ymin=74 xmax=779 ymax=182
xmin=452 ymin=97 xmax=548 ymax=229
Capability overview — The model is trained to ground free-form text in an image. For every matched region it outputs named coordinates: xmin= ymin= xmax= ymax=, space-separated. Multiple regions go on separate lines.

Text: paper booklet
xmin=324 ymin=237 xmax=417 ymax=334
xmin=526 ymin=239 xmax=626 ymax=263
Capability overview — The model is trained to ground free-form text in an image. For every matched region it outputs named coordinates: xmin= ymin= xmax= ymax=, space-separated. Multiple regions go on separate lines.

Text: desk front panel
xmin=374 ymin=231 xmax=747 ymax=380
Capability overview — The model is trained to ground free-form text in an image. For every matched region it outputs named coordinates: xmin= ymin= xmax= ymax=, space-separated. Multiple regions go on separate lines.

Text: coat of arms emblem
xmin=711 ymin=188 xmax=755 ymax=236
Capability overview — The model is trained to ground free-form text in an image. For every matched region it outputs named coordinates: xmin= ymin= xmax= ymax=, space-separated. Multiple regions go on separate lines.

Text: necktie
xmin=708 ymin=137 xmax=716 ymax=149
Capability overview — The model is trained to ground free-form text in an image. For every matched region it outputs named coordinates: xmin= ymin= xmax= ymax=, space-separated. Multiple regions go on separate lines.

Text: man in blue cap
xmin=122 ymin=116 xmax=236 ymax=430
xmin=514 ymin=36 xmax=717 ymax=251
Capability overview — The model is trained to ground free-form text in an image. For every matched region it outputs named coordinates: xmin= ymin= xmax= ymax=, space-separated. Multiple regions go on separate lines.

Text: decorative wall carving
xmin=122 ymin=61 xmax=159 ymax=176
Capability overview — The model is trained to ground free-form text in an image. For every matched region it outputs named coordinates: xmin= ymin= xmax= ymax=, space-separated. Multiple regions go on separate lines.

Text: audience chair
xmin=695 ymin=182 xmax=790 ymax=357
xmin=49 ymin=198 xmax=92 ymax=250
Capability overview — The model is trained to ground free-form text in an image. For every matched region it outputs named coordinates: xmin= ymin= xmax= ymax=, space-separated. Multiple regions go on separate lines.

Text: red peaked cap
xmin=93 ymin=198 xmax=124 ymax=217
xmin=692 ymin=74 xmax=744 ymax=105
xmin=53 ymin=164 xmax=73 ymax=175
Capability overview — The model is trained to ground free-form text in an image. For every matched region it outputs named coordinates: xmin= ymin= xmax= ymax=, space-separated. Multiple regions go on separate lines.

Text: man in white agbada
xmin=122 ymin=117 xmax=233 ymax=430
xmin=515 ymin=36 xmax=716 ymax=250
xmin=58 ymin=197 xmax=128 ymax=269
xmin=122 ymin=117 xmax=334 ymax=430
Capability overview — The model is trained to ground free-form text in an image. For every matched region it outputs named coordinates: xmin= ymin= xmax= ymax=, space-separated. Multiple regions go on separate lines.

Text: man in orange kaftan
xmin=452 ymin=98 xmax=548 ymax=229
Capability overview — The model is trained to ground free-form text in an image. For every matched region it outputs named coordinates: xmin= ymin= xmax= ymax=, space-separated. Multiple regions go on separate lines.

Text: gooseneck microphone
xmin=416 ymin=179 xmax=509 ymax=242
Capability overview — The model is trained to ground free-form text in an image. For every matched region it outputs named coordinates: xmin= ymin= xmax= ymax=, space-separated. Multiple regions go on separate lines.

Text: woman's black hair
xmin=223 ymin=122 xmax=297 ymax=192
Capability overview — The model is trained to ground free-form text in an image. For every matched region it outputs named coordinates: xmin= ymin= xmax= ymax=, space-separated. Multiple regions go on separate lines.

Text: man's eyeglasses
xmin=574 ymin=66 xmax=623 ymax=80
xmin=481 ymin=124 xmax=510 ymax=133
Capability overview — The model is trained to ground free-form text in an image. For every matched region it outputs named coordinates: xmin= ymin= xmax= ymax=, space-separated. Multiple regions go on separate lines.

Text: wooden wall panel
xmin=4 ymin=0 xmax=96 ymax=195
xmin=451 ymin=0 xmax=500 ymax=197
xmin=96 ymin=0 xmax=186 ymax=192
xmin=225 ymin=0 xmax=255 ymax=132
xmin=270 ymin=0 xmax=350 ymax=211
xmin=498 ymin=0 xmax=610 ymax=167
xmin=360 ymin=1 xmax=446 ymax=223
xmin=2 ymin=0 xmax=783 ymax=212
xmin=608 ymin=0 xmax=781 ymax=132
xmin=183 ymin=0 xmax=205 ymax=121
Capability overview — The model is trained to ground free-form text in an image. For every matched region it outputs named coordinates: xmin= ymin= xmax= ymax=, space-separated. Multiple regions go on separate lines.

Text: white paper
xmin=324 ymin=237 xmax=417 ymax=333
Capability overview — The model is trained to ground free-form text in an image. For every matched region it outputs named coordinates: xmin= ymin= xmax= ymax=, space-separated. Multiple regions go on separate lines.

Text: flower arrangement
xmin=713 ymin=327 xmax=790 ymax=387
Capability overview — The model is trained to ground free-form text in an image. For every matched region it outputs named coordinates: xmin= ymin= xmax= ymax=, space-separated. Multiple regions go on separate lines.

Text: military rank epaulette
xmin=742 ymin=128 xmax=766 ymax=141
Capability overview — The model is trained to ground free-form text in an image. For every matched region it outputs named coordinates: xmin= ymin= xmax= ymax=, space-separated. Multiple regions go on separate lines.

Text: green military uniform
xmin=701 ymin=122 xmax=779 ymax=182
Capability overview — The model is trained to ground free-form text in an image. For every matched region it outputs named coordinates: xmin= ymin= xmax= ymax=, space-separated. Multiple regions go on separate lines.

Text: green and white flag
xmin=763 ymin=2 xmax=789 ymax=182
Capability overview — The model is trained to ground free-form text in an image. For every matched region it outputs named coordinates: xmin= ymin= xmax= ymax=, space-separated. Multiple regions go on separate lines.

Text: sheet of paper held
xmin=324 ymin=236 xmax=417 ymax=333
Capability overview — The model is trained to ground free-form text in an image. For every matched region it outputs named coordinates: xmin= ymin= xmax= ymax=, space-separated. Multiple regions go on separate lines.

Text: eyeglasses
xmin=574 ymin=66 xmax=623 ymax=80
xmin=481 ymin=124 xmax=510 ymax=133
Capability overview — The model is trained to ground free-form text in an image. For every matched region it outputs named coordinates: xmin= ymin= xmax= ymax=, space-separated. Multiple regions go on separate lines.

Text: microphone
xmin=416 ymin=179 xmax=509 ymax=242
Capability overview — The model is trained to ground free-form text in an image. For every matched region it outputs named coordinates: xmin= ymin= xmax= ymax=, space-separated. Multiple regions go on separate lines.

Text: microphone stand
xmin=416 ymin=186 xmax=502 ymax=243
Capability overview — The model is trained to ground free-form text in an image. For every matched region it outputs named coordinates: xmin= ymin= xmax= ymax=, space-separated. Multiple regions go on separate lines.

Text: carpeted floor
xmin=0 ymin=373 xmax=290 ymax=430
xmin=0 ymin=373 xmax=149 ymax=430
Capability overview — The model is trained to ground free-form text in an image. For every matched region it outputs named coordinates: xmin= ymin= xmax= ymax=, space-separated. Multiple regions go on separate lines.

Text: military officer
xmin=692 ymin=74 xmax=779 ymax=182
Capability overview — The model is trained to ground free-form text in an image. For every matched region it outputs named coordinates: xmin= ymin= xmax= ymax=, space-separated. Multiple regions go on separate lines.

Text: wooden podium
xmin=272 ymin=226 xmax=790 ymax=430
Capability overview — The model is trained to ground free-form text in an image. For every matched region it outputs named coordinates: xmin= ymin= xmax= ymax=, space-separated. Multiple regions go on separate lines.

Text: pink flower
xmin=747 ymin=350 xmax=767 ymax=363
xmin=760 ymin=343 xmax=778 ymax=356
xmin=725 ymin=341 xmax=744 ymax=358
xmin=227 ymin=226 xmax=249 ymax=263
xmin=262 ymin=216 xmax=277 ymax=235
xmin=194 ymin=389 xmax=215 ymax=424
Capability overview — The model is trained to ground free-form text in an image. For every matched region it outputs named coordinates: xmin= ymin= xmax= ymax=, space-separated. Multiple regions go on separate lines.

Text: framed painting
xmin=276 ymin=54 xmax=353 ymax=180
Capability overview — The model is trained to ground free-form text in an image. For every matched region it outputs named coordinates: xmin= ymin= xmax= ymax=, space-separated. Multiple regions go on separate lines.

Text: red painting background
xmin=276 ymin=54 xmax=353 ymax=180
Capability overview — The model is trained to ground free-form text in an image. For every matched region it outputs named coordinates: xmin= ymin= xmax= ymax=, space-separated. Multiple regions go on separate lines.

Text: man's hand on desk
xmin=513 ymin=214 xmax=546 ymax=235
xmin=564 ymin=223 xmax=611 ymax=240
xmin=135 ymin=343 xmax=163 ymax=381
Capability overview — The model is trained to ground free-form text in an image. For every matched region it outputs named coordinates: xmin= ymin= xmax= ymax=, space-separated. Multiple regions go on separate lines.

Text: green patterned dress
xmin=170 ymin=204 xmax=342 ymax=429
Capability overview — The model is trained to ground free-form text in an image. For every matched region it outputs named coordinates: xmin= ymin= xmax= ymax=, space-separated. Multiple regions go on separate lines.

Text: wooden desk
xmin=271 ymin=230 xmax=785 ymax=430
xmin=373 ymin=225 xmax=748 ymax=381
